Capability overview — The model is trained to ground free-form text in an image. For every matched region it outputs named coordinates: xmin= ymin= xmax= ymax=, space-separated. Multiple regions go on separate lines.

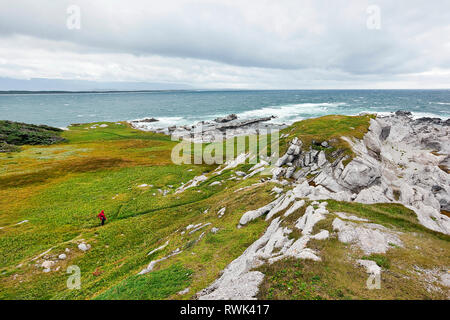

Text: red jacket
xmin=97 ymin=211 xmax=106 ymax=220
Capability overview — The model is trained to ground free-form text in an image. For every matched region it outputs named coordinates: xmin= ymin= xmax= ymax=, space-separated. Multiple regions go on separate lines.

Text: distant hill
xmin=0 ymin=90 xmax=190 ymax=95
xmin=0 ymin=77 xmax=193 ymax=91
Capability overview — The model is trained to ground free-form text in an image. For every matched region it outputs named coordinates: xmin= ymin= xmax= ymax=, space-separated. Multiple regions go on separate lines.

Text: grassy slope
xmin=0 ymin=121 xmax=272 ymax=299
xmin=0 ymin=115 xmax=447 ymax=300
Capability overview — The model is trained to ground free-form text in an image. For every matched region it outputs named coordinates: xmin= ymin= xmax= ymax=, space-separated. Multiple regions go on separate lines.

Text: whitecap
xmin=430 ymin=102 xmax=450 ymax=105
xmin=236 ymin=102 xmax=347 ymax=124
xmin=357 ymin=110 xmax=449 ymax=120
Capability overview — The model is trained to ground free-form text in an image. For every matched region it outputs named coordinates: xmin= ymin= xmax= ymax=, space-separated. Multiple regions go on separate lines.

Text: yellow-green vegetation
xmin=1 ymin=115 xmax=447 ymax=300
xmin=0 ymin=121 xmax=275 ymax=299
xmin=95 ymin=264 xmax=193 ymax=300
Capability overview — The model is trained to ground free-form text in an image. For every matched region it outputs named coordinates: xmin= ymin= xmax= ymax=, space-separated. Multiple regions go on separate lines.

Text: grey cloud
xmin=0 ymin=0 xmax=449 ymax=87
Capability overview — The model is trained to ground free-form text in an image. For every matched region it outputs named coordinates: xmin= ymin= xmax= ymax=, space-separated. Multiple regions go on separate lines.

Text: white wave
xmin=410 ymin=112 xmax=450 ymax=120
xmin=358 ymin=110 xmax=449 ymax=120
xmin=129 ymin=102 xmax=448 ymax=132
xmin=128 ymin=102 xmax=346 ymax=129
xmin=157 ymin=116 xmax=186 ymax=126
xmin=129 ymin=116 xmax=188 ymax=130
xmin=236 ymin=102 xmax=347 ymax=123
xmin=430 ymin=102 xmax=450 ymax=105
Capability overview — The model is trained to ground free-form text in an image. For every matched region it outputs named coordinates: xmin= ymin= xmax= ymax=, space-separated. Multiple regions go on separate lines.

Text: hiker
xmin=97 ymin=210 xmax=107 ymax=226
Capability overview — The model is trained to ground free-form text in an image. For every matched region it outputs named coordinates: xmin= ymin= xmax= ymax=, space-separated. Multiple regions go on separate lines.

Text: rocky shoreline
xmin=129 ymin=114 xmax=287 ymax=143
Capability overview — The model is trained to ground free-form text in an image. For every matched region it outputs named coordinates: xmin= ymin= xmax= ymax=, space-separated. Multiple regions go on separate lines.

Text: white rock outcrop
xmin=175 ymin=175 xmax=208 ymax=194
xmin=332 ymin=217 xmax=403 ymax=254
xmin=139 ymin=248 xmax=182 ymax=275
xmin=198 ymin=203 xmax=331 ymax=299
xmin=41 ymin=260 xmax=55 ymax=269
xmin=273 ymin=112 xmax=450 ymax=234
xmin=357 ymin=259 xmax=381 ymax=275
xmin=239 ymin=197 xmax=282 ymax=226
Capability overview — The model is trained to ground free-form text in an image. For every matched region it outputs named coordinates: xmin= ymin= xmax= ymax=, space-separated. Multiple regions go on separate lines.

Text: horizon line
xmin=1 ymin=88 xmax=450 ymax=94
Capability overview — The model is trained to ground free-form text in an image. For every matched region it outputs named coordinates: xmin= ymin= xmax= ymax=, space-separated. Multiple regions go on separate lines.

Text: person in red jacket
xmin=97 ymin=210 xmax=106 ymax=226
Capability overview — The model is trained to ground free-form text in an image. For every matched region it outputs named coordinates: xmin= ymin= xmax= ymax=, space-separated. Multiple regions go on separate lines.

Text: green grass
xmin=258 ymin=258 xmax=344 ymax=300
xmin=0 ymin=120 xmax=275 ymax=299
xmin=95 ymin=264 xmax=193 ymax=300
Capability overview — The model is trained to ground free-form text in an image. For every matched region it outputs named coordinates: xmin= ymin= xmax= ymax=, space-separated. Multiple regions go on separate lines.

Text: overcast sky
xmin=0 ymin=0 xmax=449 ymax=90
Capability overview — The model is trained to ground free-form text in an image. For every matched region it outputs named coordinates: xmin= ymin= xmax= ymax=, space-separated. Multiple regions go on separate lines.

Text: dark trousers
xmin=101 ymin=218 xmax=105 ymax=226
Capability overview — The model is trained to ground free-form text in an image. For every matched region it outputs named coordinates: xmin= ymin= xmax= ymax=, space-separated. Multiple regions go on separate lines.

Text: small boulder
xmin=271 ymin=187 xmax=283 ymax=194
xmin=285 ymin=167 xmax=295 ymax=179
xmin=395 ymin=110 xmax=412 ymax=117
xmin=178 ymin=287 xmax=190 ymax=295
xmin=275 ymin=154 xmax=289 ymax=167
xmin=58 ymin=254 xmax=67 ymax=260
xmin=214 ymin=114 xmax=238 ymax=123
xmin=139 ymin=117 xmax=159 ymax=123
xmin=78 ymin=243 xmax=91 ymax=252
xmin=317 ymin=151 xmax=327 ymax=167
xmin=379 ymin=126 xmax=391 ymax=141
xmin=41 ymin=260 xmax=55 ymax=269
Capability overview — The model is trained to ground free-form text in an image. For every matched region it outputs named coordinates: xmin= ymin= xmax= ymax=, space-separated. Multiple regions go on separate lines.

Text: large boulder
xmin=354 ymin=185 xmax=390 ymax=203
xmin=338 ymin=158 xmax=381 ymax=191
xmin=379 ymin=126 xmax=391 ymax=141
xmin=317 ymin=151 xmax=327 ymax=167
xmin=285 ymin=167 xmax=295 ymax=179
xmin=332 ymin=218 xmax=403 ymax=254
xmin=275 ymin=154 xmax=289 ymax=167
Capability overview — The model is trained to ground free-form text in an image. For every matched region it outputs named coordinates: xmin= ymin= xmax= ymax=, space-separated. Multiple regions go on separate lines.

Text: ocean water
xmin=0 ymin=90 xmax=449 ymax=128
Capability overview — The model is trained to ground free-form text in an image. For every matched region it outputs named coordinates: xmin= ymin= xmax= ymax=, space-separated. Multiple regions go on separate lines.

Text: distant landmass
xmin=0 ymin=77 xmax=193 ymax=92
xmin=0 ymin=90 xmax=191 ymax=94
